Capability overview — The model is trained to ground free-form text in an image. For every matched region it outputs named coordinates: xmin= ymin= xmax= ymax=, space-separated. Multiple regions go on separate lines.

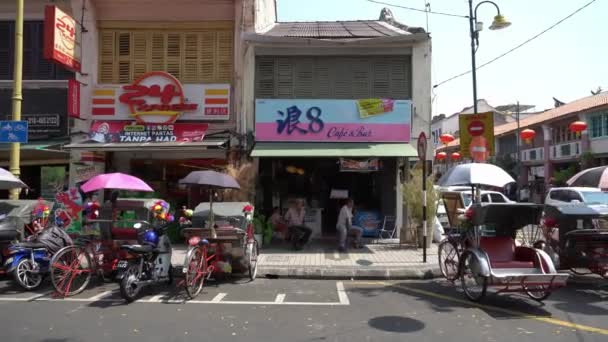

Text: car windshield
xmin=581 ymin=191 xmax=608 ymax=205
xmin=462 ymin=193 xmax=472 ymax=207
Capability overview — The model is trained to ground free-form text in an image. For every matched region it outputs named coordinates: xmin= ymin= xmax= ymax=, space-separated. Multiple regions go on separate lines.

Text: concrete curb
xmin=258 ymin=266 xmax=442 ymax=280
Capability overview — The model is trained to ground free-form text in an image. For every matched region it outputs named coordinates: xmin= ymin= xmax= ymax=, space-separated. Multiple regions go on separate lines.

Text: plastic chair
xmin=377 ymin=216 xmax=397 ymax=239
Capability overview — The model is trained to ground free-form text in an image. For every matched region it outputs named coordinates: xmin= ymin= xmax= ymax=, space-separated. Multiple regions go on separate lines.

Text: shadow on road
xmin=349 ymin=279 xmax=555 ymax=319
xmin=368 ymin=315 xmax=425 ymax=333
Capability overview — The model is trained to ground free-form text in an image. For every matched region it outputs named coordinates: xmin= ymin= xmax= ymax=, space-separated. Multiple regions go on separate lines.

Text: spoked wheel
xmin=13 ymin=258 xmax=43 ymax=290
xmin=246 ymin=240 xmax=259 ymax=281
xmin=50 ymin=246 xmax=92 ymax=297
xmin=438 ymin=240 xmax=460 ymax=281
xmin=184 ymin=246 xmax=207 ymax=300
xmin=523 ymin=284 xmax=551 ymax=301
xmin=460 ymin=253 xmax=488 ymax=302
xmin=119 ymin=264 xmax=141 ymax=303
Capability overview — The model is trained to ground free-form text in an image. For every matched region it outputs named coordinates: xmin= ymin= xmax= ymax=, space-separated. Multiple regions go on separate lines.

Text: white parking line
xmin=274 ymin=293 xmax=286 ymax=303
xmin=88 ymin=291 xmax=113 ymax=301
xmin=210 ymin=293 xmax=227 ymax=303
xmin=0 ymin=281 xmax=352 ymax=306
xmin=337 ymin=281 xmax=350 ymax=305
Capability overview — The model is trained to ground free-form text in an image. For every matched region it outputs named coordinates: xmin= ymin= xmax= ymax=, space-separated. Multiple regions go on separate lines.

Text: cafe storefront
xmin=251 ymin=98 xmax=416 ymax=239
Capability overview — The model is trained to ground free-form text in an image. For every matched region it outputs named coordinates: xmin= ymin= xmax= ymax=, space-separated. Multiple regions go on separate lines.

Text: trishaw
xmin=538 ymin=203 xmax=608 ymax=279
xmin=458 ymin=203 xmax=568 ymax=302
xmin=181 ymin=201 xmax=259 ymax=299
xmin=437 ymin=191 xmax=469 ymax=281
xmin=49 ymin=198 xmax=163 ymax=296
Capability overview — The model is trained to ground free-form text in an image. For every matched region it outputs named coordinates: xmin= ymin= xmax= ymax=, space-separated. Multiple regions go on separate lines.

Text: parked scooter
xmin=116 ymin=221 xmax=173 ymax=302
xmin=4 ymin=217 xmax=72 ymax=290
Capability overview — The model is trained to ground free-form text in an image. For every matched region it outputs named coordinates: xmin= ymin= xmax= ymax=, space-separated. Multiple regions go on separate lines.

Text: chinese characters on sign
xmin=255 ymin=99 xmax=412 ymax=143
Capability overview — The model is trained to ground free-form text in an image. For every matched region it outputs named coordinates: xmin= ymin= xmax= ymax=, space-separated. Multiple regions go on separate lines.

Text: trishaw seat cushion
xmin=481 ymin=237 xmax=537 ymax=269
xmin=0 ymin=230 xmax=18 ymax=241
xmin=111 ymin=228 xmax=138 ymax=240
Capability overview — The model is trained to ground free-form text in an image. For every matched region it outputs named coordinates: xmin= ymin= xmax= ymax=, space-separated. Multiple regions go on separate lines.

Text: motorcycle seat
xmin=13 ymin=241 xmax=46 ymax=249
xmin=120 ymin=244 xmax=155 ymax=254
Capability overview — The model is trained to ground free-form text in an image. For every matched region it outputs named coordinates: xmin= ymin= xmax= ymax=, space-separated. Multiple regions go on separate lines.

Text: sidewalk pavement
xmin=171 ymin=240 xmax=441 ymax=280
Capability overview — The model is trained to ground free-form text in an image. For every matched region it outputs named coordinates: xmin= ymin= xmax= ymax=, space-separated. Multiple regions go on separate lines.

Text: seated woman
xmin=270 ymin=207 xmax=288 ymax=240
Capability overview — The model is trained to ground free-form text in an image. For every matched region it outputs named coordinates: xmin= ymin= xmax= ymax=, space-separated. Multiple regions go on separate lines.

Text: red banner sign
xmin=43 ymin=5 xmax=81 ymax=72
xmin=68 ymin=79 xmax=80 ymax=118
xmin=89 ymin=121 xmax=208 ymax=143
xmin=117 ymin=71 xmax=198 ymax=124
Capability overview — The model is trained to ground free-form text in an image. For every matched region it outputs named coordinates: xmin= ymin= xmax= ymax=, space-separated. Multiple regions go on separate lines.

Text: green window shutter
xmin=255 ymin=57 xmax=276 ymax=98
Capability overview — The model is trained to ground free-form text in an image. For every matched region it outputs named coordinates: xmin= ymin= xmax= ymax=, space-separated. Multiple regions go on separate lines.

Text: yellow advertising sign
xmin=357 ymin=99 xmax=395 ymax=118
xmin=458 ymin=112 xmax=494 ymax=161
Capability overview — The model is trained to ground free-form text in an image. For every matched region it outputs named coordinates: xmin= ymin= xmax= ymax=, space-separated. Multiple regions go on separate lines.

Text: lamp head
xmin=489 ymin=14 xmax=511 ymax=30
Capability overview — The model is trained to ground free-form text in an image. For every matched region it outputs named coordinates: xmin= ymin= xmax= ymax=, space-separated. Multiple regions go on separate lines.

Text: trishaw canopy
xmin=192 ymin=202 xmax=252 ymax=229
xmin=471 ymin=203 xmax=544 ymax=235
xmin=0 ymin=200 xmax=53 ymax=239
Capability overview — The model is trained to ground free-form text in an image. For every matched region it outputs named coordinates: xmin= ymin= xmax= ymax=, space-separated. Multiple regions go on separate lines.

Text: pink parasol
xmin=80 ymin=173 xmax=154 ymax=193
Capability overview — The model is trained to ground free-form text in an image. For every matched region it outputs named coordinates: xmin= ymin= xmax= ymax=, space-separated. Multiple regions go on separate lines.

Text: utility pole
xmin=9 ymin=0 xmax=24 ymax=200
xmin=515 ymin=101 xmax=521 ymax=201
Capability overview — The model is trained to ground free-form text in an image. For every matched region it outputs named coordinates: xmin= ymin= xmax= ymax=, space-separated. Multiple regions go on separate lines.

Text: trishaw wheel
xmin=50 ymin=246 xmax=92 ymax=297
xmin=184 ymin=246 xmax=206 ymax=299
xmin=523 ymin=285 xmax=551 ymax=301
xmin=438 ymin=240 xmax=460 ymax=281
xmin=460 ymin=253 xmax=488 ymax=302
xmin=247 ymin=240 xmax=259 ymax=281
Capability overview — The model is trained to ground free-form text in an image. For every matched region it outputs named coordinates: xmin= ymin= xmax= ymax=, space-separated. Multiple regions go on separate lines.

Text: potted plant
xmin=402 ymin=165 xmax=438 ymax=248
xmin=252 ymin=214 xmax=267 ymax=248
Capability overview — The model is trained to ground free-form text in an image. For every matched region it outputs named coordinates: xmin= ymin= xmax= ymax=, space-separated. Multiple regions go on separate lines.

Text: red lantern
xmin=569 ymin=121 xmax=587 ymax=136
xmin=436 ymin=151 xmax=447 ymax=160
xmin=439 ymin=133 xmax=455 ymax=145
xmin=520 ymin=128 xmax=536 ymax=144
xmin=451 ymin=152 xmax=461 ymax=161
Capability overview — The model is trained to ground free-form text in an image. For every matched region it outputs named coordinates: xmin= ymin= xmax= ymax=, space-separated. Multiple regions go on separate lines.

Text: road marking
xmin=88 ymin=291 xmax=113 ymax=301
xmin=210 ymin=293 xmax=227 ymax=303
xmin=348 ymin=281 xmax=608 ymax=336
xmin=336 ymin=281 xmax=350 ymax=305
xmin=274 ymin=293 xmax=286 ymax=303
xmin=148 ymin=294 xmax=165 ymax=303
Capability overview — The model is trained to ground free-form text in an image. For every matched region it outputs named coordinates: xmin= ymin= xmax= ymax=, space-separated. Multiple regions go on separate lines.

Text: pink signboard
xmin=89 ymin=121 xmax=208 ymax=143
xmin=255 ymin=99 xmax=411 ymax=142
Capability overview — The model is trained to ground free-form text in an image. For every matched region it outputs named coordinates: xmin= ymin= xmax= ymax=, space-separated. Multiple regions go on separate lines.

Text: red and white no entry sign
xmin=468 ymin=120 xmax=485 ymax=137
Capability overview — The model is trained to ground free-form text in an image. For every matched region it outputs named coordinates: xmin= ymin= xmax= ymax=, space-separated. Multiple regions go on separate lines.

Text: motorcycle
xmin=4 ymin=219 xmax=72 ymax=290
xmin=116 ymin=221 xmax=173 ymax=302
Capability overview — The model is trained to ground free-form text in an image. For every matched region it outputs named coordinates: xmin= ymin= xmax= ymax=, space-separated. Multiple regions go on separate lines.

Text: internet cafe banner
xmin=255 ymin=99 xmax=412 ymax=142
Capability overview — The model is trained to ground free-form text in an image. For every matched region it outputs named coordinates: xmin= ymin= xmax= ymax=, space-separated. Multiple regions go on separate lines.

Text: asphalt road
xmin=0 ymin=275 xmax=607 ymax=342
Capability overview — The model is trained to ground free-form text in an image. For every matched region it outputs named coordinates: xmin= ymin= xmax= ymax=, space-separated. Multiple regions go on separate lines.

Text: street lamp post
xmin=9 ymin=0 xmax=24 ymax=200
xmin=468 ymin=0 xmax=511 ymax=115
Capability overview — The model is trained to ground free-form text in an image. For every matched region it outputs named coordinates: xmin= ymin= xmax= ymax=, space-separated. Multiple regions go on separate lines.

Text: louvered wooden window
xmin=0 ymin=21 xmax=73 ymax=80
xmin=255 ymin=56 xmax=411 ymax=99
xmin=99 ymin=29 xmax=233 ymax=83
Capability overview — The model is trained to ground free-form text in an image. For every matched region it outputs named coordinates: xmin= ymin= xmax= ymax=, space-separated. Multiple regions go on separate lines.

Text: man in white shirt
xmin=336 ymin=199 xmax=363 ymax=252
xmin=284 ymin=199 xmax=312 ymax=250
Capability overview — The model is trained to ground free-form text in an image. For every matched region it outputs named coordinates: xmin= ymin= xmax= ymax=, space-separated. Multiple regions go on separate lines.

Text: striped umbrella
xmin=567 ymin=166 xmax=608 ymax=189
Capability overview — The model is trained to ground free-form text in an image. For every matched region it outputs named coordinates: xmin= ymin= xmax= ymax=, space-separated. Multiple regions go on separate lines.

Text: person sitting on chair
xmin=270 ymin=206 xmax=288 ymax=240
xmin=336 ymin=198 xmax=363 ymax=252
xmin=285 ymin=199 xmax=312 ymax=250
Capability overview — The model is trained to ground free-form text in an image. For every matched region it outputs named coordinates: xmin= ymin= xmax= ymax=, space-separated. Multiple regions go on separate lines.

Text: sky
xmin=276 ymin=0 xmax=608 ymax=118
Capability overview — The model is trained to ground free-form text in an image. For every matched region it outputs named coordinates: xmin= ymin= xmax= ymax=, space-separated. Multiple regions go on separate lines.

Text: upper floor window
xmin=590 ymin=112 xmax=608 ymax=138
xmin=98 ymin=29 xmax=233 ymax=84
xmin=0 ymin=21 xmax=73 ymax=80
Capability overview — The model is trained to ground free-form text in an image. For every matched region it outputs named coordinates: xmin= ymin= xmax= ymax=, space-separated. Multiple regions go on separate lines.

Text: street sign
xmin=468 ymin=120 xmax=485 ymax=136
xmin=417 ymin=132 xmax=427 ymax=161
xmin=0 ymin=121 xmax=29 ymax=143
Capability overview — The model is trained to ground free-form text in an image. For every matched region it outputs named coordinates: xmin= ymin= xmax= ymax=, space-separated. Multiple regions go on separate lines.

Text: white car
xmin=544 ymin=187 xmax=608 ymax=207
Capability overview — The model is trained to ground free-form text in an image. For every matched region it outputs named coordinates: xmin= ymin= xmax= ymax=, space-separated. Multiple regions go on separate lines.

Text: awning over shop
xmin=63 ymin=139 xmax=228 ymax=152
xmin=250 ymin=142 xmax=417 ymax=158
xmin=0 ymin=141 xmax=69 ymax=166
